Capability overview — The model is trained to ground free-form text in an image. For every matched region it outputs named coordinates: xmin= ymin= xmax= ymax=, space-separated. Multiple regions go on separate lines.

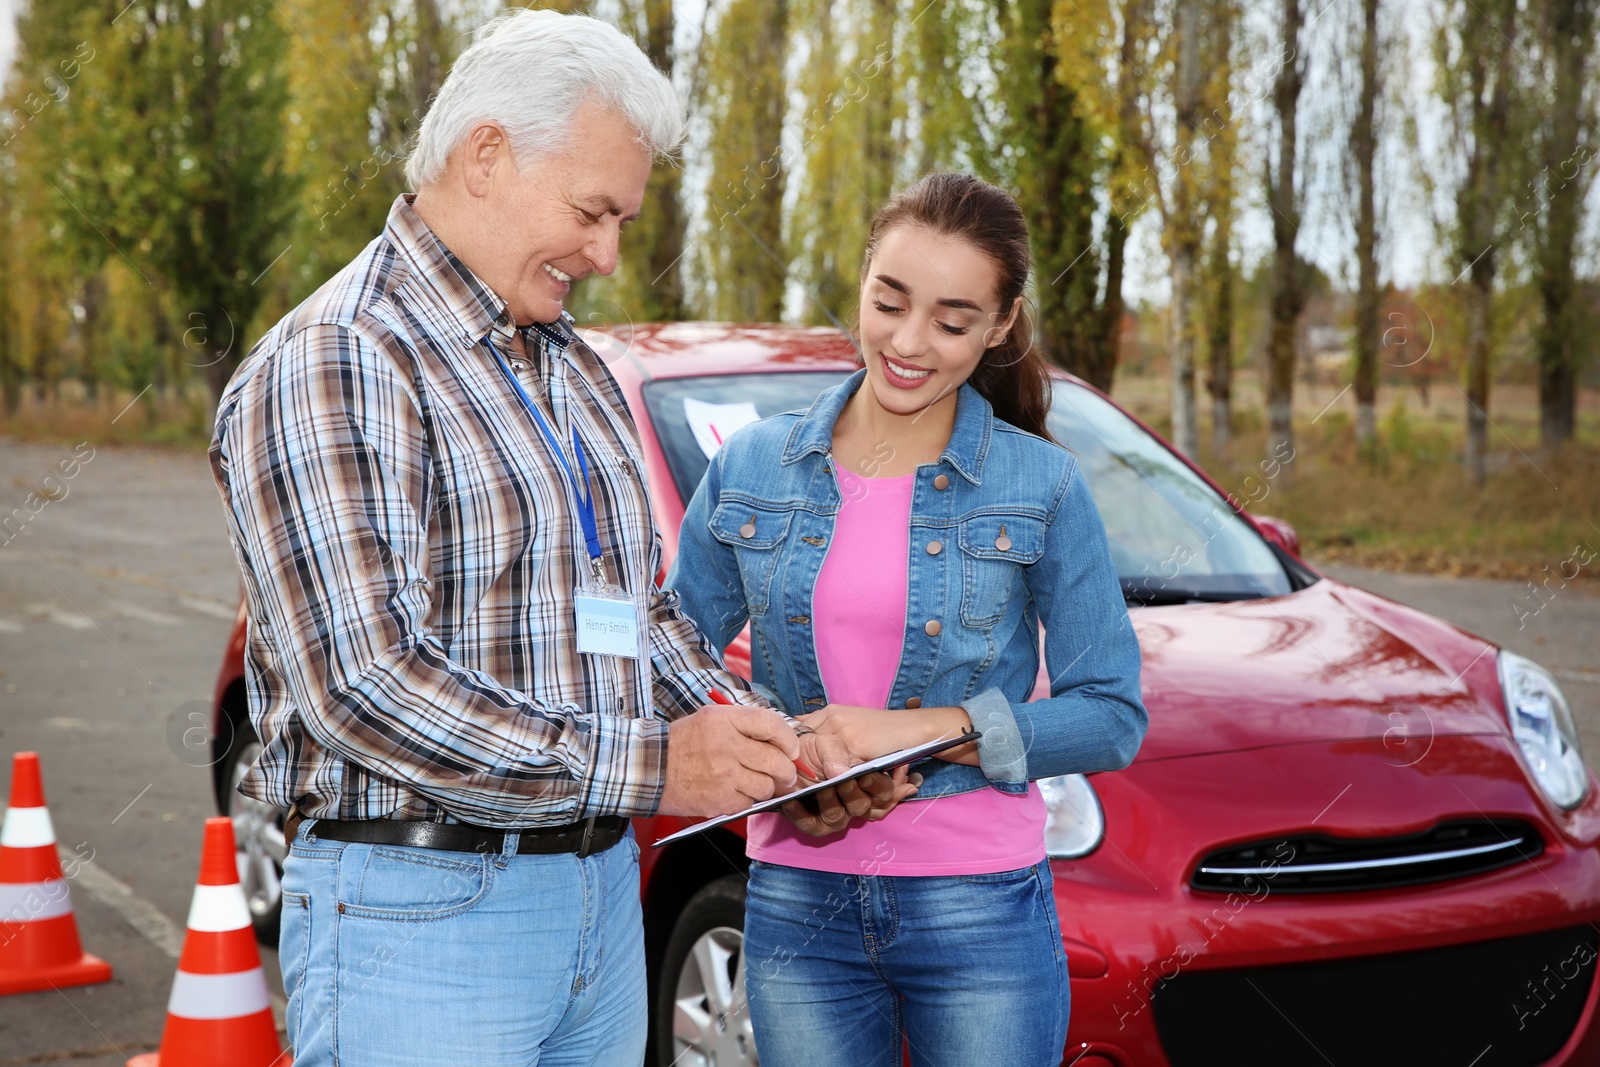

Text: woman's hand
xmin=777 ymin=719 xmax=923 ymax=836
xmin=806 ymin=704 xmax=976 ymax=763
xmin=779 ymin=765 xmax=922 ymax=837
xmin=804 ymin=705 xmax=924 ymax=761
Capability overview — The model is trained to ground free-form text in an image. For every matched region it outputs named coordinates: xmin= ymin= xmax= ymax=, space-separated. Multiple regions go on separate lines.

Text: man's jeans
xmin=743 ymin=859 xmax=1070 ymax=1067
xmin=279 ymin=820 xmax=646 ymax=1066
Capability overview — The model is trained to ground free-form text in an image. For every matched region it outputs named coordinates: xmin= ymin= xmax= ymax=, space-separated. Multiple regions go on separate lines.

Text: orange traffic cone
xmin=128 ymin=817 xmax=289 ymax=1067
xmin=0 ymin=751 xmax=113 ymax=995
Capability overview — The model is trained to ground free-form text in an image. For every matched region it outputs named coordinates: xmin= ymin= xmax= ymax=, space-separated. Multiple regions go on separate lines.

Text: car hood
xmin=1129 ymin=577 xmax=1509 ymax=762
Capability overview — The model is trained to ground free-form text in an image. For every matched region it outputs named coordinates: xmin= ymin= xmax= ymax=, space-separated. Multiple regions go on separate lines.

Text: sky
xmin=0 ymin=0 xmax=16 ymax=84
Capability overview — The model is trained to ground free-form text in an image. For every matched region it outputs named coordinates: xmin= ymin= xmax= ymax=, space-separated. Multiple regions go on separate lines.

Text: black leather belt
xmin=295 ymin=813 xmax=628 ymax=858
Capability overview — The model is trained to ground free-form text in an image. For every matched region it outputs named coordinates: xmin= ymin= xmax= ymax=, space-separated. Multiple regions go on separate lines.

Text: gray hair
xmin=404 ymin=9 xmax=684 ymax=189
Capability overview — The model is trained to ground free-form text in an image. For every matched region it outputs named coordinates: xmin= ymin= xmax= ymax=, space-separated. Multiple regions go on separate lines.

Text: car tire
xmin=214 ymin=705 xmax=284 ymax=946
xmin=655 ymin=873 xmax=758 ymax=1067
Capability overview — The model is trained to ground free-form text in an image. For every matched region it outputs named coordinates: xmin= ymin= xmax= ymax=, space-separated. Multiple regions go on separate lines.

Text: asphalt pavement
xmin=0 ymin=436 xmax=1595 ymax=1065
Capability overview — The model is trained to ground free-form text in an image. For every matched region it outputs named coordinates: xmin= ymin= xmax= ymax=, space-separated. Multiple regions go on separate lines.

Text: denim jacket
xmin=666 ymin=369 xmax=1146 ymax=801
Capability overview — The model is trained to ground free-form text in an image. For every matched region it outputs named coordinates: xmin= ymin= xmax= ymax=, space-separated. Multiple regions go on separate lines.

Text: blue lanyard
xmin=484 ymin=335 xmax=605 ymax=577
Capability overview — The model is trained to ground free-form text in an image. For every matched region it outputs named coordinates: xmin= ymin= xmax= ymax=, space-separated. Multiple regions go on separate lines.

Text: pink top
xmin=745 ymin=467 xmax=1047 ymax=876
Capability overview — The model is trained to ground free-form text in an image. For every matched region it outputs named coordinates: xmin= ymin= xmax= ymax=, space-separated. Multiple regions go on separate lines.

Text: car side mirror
xmin=1251 ymin=514 xmax=1301 ymax=559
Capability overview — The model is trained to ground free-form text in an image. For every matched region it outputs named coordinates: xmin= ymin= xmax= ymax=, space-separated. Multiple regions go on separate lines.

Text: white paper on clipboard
xmin=649 ymin=731 xmax=981 ymax=849
xmin=684 ymin=398 xmax=761 ymax=459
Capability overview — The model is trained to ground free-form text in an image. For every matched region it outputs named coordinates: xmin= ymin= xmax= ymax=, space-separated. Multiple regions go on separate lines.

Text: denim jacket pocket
xmin=957 ymin=513 xmax=1047 ymax=628
xmin=709 ymin=501 xmax=796 ymax=616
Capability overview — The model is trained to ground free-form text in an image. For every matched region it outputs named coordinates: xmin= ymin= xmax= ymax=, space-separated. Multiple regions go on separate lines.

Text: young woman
xmin=666 ymin=173 xmax=1146 ymax=1065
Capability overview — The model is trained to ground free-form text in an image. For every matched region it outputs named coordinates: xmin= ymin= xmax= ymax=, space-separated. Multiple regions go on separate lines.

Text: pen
xmin=705 ymin=688 xmax=820 ymax=780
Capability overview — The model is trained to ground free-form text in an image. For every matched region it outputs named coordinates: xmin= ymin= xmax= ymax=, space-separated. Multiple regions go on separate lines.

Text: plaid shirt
xmin=210 ymin=194 xmax=764 ymax=828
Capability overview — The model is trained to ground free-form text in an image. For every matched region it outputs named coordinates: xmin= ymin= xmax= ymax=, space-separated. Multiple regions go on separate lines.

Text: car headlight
xmin=1038 ymin=774 xmax=1105 ymax=858
xmin=1499 ymin=650 xmax=1590 ymax=809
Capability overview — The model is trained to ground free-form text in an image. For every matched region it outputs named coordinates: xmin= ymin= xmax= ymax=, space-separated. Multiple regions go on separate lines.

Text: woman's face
xmin=856 ymin=223 xmax=1019 ymax=417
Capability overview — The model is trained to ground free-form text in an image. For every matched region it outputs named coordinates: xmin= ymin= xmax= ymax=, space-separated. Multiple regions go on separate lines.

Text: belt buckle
xmin=576 ymin=815 xmax=597 ymax=859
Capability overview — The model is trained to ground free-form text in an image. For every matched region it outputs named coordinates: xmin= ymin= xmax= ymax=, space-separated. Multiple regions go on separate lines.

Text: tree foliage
xmin=1525 ymin=0 xmax=1597 ymax=449
xmin=995 ymin=0 xmax=1131 ymax=394
xmin=1433 ymin=0 xmax=1528 ymax=484
xmin=0 ymin=0 xmax=1593 ymax=459
xmin=695 ymin=0 xmax=790 ymax=322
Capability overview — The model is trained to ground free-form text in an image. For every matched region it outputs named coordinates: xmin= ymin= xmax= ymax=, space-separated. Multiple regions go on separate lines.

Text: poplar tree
xmin=697 ymin=0 xmax=789 ymax=322
xmin=1526 ymin=0 xmax=1596 ymax=450
xmin=907 ymin=0 xmax=989 ymax=178
xmin=0 ymin=164 xmax=16 ymax=414
xmin=1349 ymin=0 xmax=1383 ymax=447
xmin=49 ymin=0 xmax=299 ymax=408
xmin=789 ymin=0 xmax=902 ymax=327
xmin=1435 ymin=0 xmax=1524 ymax=486
xmin=1200 ymin=0 xmax=1239 ymax=458
xmin=616 ymin=0 xmax=687 ymax=322
xmin=1125 ymin=0 xmax=1236 ymax=452
xmin=999 ymin=0 xmax=1130 ymax=394
xmin=1265 ymin=0 xmax=1305 ymax=469
xmin=6 ymin=0 xmax=122 ymax=402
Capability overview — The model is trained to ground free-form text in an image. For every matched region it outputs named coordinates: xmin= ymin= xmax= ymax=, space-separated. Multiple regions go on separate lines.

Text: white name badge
xmin=574 ymin=590 xmax=642 ymax=660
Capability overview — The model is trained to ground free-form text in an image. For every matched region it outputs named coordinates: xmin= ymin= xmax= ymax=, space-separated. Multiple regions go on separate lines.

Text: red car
xmin=210 ymin=324 xmax=1600 ymax=1067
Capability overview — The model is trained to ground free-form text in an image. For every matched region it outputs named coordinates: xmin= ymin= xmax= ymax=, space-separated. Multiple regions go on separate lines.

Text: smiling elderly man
xmin=208 ymin=11 xmax=863 ymax=1065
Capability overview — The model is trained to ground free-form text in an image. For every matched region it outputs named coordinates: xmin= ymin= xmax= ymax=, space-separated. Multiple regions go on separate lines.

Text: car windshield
xmin=643 ymin=373 xmax=1294 ymax=603
xmin=1045 ymin=382 xmax=1294 ymax=602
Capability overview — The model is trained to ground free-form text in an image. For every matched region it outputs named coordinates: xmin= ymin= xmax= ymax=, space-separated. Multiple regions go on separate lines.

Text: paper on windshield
xmin=684 ymin=398 xmax=762 ymax=459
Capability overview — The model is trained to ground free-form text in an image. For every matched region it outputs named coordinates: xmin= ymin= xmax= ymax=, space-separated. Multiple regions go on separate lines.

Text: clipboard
xmin=649 ymin=730 xmax=981 ymax=849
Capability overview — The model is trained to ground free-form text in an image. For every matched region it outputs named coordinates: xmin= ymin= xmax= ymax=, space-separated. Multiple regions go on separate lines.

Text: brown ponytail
xmin=859 ymin=172 xmax=1054 ymax=442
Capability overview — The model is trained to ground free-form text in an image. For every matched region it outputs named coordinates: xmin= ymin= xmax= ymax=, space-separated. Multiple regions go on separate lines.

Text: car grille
xmin=1191 ymin=818 xmax=1541 ymax=894
xmin=1153 ymin=925 xmax=1599 ymax=1067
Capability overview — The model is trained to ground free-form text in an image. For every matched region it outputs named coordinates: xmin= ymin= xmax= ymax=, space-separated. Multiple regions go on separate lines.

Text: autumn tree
xmin=1118 ymin=0 xmax=1206 ymax=453
xmin=5 ymin=0 xmax=125 ymax=402
xmin=697 ymin=0 xmax=790 ymax=321
xmin=0 ymin=160 xmax=17 ymax=414
xmin=614 ymin=0 xmax=687 ymax=322
xmin=1434 ymin=0 xmax=1524 ymax=485
xmin=1265 ymin=0 xmax=1306 ymax=468
xmin=907 ymin=0 xmax=989 ymax=178
xmin=1525 ymin=0 xmax=1596 ymax=450
xmin=270 ymin=0 xmax=467 ymax=317
xmin=997 ymin=0 xmax=1130 ymax=395
xmin=49 ymin=0 xmax=299 ymax=408
xmin=1348 ymin=0 xmax=1383 ymax=447
xmin=788 ymin=0 xmax=901 ymax=328
xmin=1200 ymin=0 xmax=1239 ymax=458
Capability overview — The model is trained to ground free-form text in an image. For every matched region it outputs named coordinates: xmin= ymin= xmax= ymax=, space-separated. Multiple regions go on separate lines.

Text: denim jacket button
xmin=924 ymin=619 xmax=942 ymax=636
xmin=904 ymin=697 xmax=923 ymax=709
xmin=926 ymin=540 xmax=943 ymax=555
xmin=933 ymin=474 xmax=950 ymax=490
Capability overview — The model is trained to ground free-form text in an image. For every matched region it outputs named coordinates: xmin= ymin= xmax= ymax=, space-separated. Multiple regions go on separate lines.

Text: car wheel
xmin=217 ymin=711 xmax=284 ymax=946
xmin=655 ymin=873 xmax=758 ymax=1067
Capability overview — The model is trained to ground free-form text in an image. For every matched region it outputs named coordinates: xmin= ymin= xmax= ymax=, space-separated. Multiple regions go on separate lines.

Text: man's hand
xmin=797 ymin=728 xmax=854 ymax=781
xmin=657 ymin=704 xmax=801 ymax=817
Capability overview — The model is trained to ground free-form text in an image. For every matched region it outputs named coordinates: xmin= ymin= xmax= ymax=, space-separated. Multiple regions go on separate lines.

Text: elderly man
xmin=209 ymin=11 xmax=876 ymax=1065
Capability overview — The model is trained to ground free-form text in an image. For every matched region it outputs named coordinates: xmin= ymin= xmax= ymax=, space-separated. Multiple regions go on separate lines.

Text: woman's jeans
xmin=278 ymin=820 xmax=646 ymax=1067
xmin=743 ymin=859 xmax=1070 ymax=1066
